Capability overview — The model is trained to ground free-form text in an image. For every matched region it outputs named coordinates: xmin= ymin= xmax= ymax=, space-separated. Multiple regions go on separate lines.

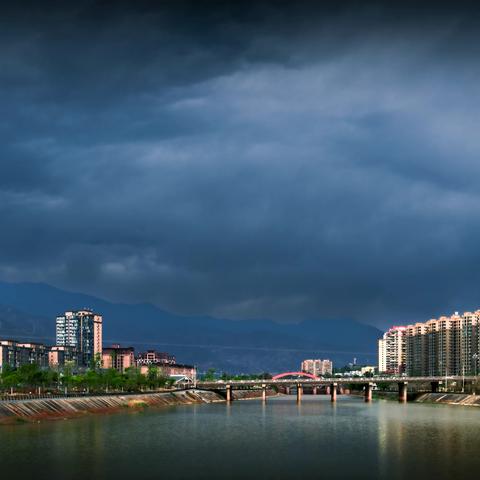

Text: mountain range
xmin=0 ymin=281 xmax=381 ymax=372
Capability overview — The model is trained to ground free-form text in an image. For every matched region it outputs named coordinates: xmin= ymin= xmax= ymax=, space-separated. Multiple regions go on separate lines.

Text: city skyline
xmin=1 ymin=307 xmax=197 ymax=384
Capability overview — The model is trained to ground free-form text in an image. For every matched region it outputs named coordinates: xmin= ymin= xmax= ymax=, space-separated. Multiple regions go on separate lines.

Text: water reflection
xmin=1 ymin=396 xmax=480 ymax=479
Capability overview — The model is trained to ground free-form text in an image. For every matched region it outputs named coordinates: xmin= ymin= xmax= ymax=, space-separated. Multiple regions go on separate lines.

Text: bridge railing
xmin=197 ymin=375 xmax=479 ymax=387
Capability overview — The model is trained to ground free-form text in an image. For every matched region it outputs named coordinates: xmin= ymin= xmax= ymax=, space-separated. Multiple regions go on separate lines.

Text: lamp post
xmin=473 ymin=354 xmax=479 ymax=395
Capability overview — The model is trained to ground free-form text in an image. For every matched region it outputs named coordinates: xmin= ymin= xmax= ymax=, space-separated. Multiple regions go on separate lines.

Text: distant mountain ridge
xmin=0 ymin=281 xmax=381 ymax=372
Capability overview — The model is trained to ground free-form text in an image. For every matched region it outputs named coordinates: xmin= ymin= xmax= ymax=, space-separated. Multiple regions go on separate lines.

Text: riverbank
xmin=347 ymin=390 xmax=480 ymax=407
xmin=415 ymin=392 xmax=480 ymax=407
xmin=0 ymin=390 xmax=223 ymax=424
xmin=0 ymin=388 xmax=278 ymax=424
xmin=372 ymin=391 xmax=480 ymax=406
xmin=234 ymin=389 xmax=277 ymax=400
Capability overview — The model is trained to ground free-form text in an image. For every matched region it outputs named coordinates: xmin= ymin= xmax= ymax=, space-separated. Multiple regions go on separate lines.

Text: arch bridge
xmin=271 ymin=371 xmax=317 ymax=380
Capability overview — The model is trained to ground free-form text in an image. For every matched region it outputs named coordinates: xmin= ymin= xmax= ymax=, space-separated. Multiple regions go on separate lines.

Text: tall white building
xmin=378 ymin=338 xmax=386 ymax=373
xmin=56 ymin=309 xmax=102 ymax=367
xmin=378 ymin=326 xmax=406 ymax=374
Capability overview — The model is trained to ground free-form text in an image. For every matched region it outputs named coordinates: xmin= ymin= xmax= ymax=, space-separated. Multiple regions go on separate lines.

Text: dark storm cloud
xmin=2 ymin=0 xmax=480 ymax=327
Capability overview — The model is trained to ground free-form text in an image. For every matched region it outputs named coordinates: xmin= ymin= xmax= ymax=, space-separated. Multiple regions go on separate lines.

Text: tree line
xmin=0 ymin=363 xmax=175 ymax=394
xmin=201 ymin=369 xmax=273 ymax=381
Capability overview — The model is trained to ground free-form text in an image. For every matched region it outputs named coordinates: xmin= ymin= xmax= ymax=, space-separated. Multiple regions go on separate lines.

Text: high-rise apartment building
xmin=404 ymin=322 xmax=429 ymax=376
xmin=56 ymin=309 xmax=102 ymax=367
xmin=378 ymin=326 xmax=406 ymax=374
xmin=380 ymin=310 xmax=480 ymax=377
xmin=301 ymin=359 xmax=333 ymax=377
xmin=378 ymin=338 xmax=386 ymax=373
xmin=406 ymin=311 xmax=480 ymax=376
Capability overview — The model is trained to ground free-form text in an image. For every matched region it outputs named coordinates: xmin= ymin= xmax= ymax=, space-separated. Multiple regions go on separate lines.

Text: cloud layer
xmin=2 ymin=1 xmax=480 ymax=327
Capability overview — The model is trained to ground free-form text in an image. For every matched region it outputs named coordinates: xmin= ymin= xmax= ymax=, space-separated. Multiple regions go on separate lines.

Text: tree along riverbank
xmin=0 ymin=388 xmax=278 ymax=424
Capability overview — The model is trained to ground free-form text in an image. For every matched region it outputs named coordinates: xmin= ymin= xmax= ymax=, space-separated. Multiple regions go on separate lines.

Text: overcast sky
xmin=1 ymin=1 xmax=480 ymax=328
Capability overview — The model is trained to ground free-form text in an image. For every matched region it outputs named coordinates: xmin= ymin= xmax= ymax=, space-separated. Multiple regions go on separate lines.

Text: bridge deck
xmin=198 ymin=376 xmax=478 ymax=388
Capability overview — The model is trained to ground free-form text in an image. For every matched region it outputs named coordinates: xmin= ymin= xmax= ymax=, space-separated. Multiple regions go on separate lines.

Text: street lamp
xmin=472 ymin=354 xmax=479 ymax=395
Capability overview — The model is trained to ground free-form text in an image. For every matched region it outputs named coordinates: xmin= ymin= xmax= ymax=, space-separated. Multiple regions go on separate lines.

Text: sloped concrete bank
xmin=371 ymin=391 xmax=480 ymax=406
xmin=415 ymin=392 xmax=480 ymax=407
xmin=0 ymin=389 xmax=279 ymax=424
xmin=233 ymin=389 xmax=277 ymax=400
xmin=0 ymin=390 xmax=225 ymax=424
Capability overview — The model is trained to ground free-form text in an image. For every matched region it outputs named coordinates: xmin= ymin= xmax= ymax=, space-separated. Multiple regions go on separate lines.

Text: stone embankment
xmin=415 ymin=392 xmax=480 ymax=407
xmin=0 ymin=388 xmax=277 ymax=424
xmin=233 ymin=389 xmax=277 ymax=400
xmin=0 ymin=390 xmax=224 ymax=424
xmin=370 ymin=391 xmax=480 ymax=406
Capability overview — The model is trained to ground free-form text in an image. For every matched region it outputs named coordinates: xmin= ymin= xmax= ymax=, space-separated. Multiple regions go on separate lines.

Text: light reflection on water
xmin=1 ymin=396 xmax=480 ymax=479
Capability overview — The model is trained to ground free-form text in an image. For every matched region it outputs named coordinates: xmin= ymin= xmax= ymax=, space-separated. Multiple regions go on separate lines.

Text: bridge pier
xmin=262 ymin=384 xmax=267 ymax=402
xmin=296 ymin=384 xmax=303 ymax=403
xmin=312 ymin=386 xmax=317 ymax=395
xmin=364 ymin=383 xmax=373 ymax=402
xmin=226 ymin=384 xmax=232 ymax=403
xmin=330 ymin=383 xmax=337 ymax=402
xmin=398 ymin=382 xmax=408 ymax=403
xmin=285 ymin=386 xmax=290 ymax=395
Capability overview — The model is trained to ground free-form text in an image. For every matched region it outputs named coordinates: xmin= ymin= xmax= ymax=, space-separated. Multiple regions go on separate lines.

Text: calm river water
xmin=1 ymin=396 xmax=480 ymax=479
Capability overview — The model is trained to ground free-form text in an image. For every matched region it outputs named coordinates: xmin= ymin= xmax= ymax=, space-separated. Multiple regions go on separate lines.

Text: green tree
xmin=203 ymin=368 xmax=216 ymax=381
xmin=1 ymin=365 xmax=20 ymax=393
xmin=90 ymin=353 xmax=103 ymax=371
xmin=17 ymin=364 xmax=43 ymax=388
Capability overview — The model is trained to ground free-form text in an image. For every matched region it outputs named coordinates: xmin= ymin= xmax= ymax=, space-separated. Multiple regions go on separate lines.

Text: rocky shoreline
xmin=0 ymin=388 xmax=277 ymax=424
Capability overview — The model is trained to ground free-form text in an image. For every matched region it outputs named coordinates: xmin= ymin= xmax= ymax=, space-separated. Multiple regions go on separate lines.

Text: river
xmin=1 ymin=395 xmax=479 ymax=479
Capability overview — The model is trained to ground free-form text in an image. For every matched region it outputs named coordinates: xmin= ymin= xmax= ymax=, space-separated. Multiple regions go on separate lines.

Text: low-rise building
xmin=301 ymin=359 xmax=333 ymax=377
xmin=102 ymin=345 xmax=135 ymax=372
xmin=48 ymin=346 xmax=78 ymax=368
xmin=139 ymin=362 xmax=196 ymax=382
xmin=360 ymin=366 xmax=376 ymax=376
xmin=136 ymin=350 xmax=176 ymax=365
xmin=0 ymin=340 xmax=50 ymax=371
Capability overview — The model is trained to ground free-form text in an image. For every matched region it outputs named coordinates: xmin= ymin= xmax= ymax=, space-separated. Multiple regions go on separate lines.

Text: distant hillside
xmin=0 ymin=281 xmax=381 ymax=372
xmin=0 ymin=305 xmax=51 ymax=341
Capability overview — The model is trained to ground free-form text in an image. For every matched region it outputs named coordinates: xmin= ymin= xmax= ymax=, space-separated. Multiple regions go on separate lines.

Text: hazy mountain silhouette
xmin=0 ymin=281 xmax=381 ymax=372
